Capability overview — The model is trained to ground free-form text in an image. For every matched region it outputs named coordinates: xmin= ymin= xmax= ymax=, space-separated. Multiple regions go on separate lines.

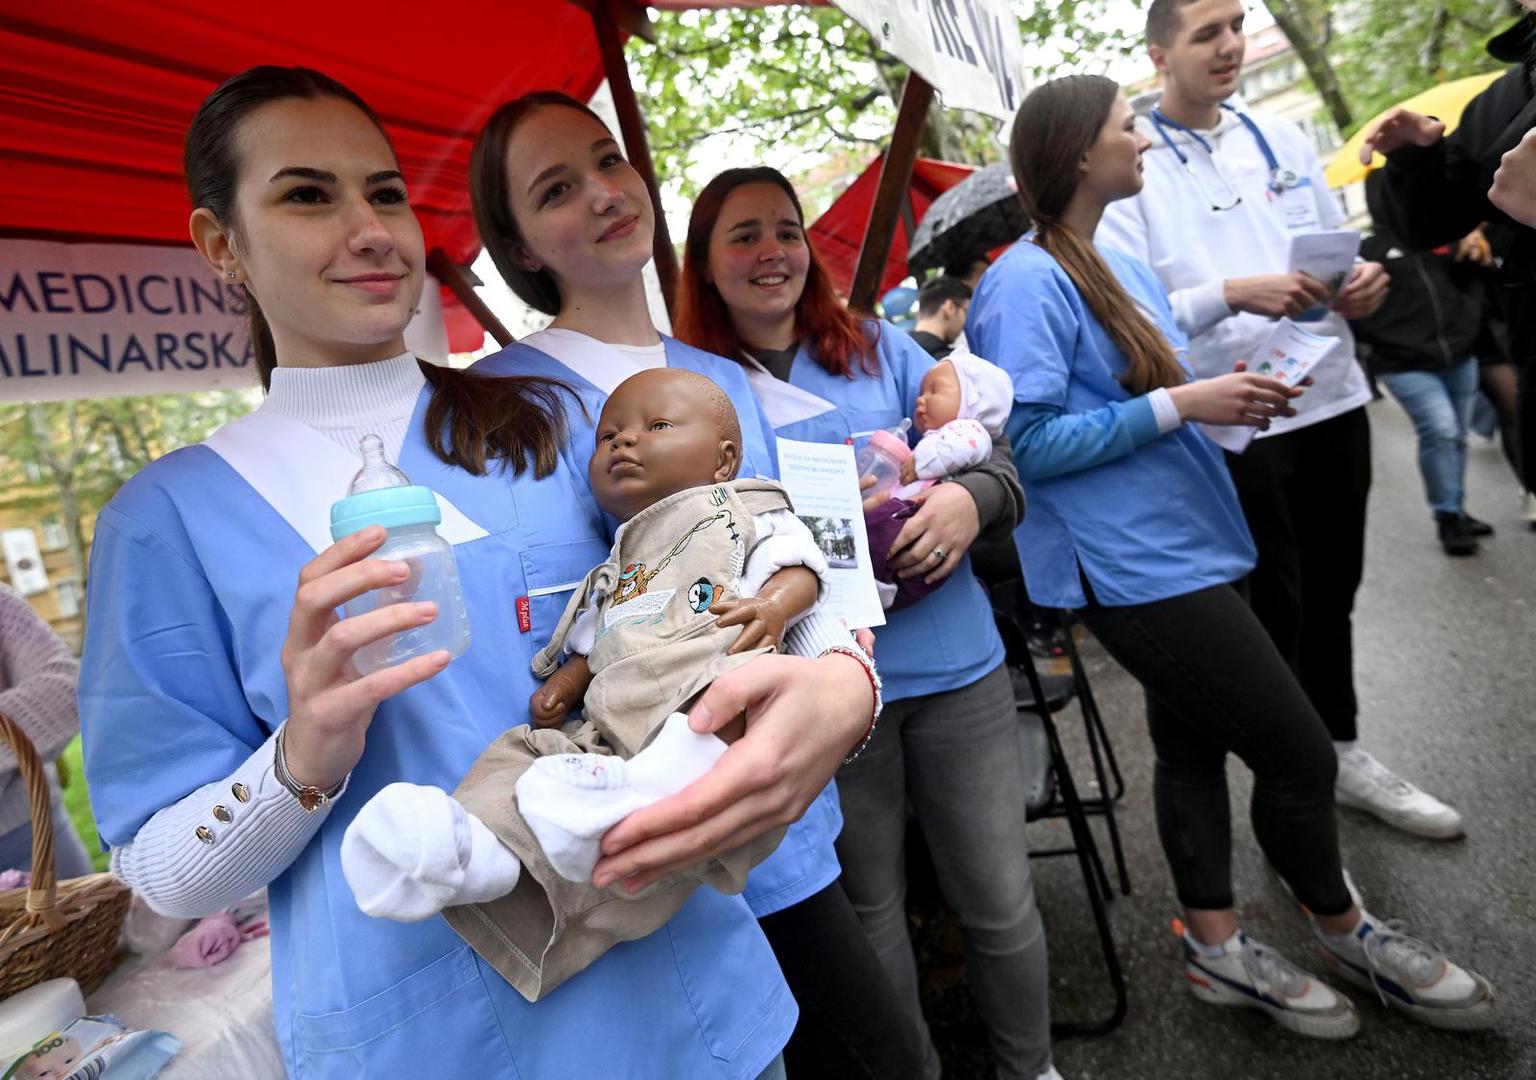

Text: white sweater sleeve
xmin=110 ymin=725 xmax=348 ymax=918
xmin=782 ymin=605 xmax=856 ymax=658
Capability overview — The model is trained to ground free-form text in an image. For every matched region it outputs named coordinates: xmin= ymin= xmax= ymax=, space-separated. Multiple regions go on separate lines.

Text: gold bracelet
xmin=273 ymin=726 xmax=344 ymax=813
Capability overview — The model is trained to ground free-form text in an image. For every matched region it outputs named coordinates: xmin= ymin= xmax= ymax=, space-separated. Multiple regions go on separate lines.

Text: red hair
xmin=676 ymin=167 xmax=878 ymax=378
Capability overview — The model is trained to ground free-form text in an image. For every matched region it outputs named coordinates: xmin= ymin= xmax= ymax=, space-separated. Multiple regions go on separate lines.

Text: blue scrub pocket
xmin=293 ymin=946 xmax=517 ymax=1078
xmin=518 ymin=539 xmax=612 ymax=651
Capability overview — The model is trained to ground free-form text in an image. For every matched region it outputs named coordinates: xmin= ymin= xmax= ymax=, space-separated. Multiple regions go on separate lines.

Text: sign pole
xmin=591 ymin=0 xmax=680 ymax=320
xmin=849 ymin=72 xmax=933 ymax=313
xmin=427 ymin=249 xmax=513 ymax=347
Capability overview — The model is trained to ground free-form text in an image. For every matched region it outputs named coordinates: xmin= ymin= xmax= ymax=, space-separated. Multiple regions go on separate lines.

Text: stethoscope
xmin=1148 ymin=103 xmax=1301 ymax=212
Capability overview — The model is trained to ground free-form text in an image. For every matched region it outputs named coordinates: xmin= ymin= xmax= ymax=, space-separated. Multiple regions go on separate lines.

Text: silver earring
xmin=227 ymin=271 xmax=237 ymax=280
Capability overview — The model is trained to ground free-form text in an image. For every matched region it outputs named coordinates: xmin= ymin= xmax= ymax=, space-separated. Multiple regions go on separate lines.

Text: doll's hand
xmin=899 ymin=459 xmax=918 ymax=485
xmin=528 ymin=686 xmax=568 ymax=728
xmin=711 ymin=597 xmax=787 ymax=655
xmin=528 ymin=656 xmax=592 ymax=728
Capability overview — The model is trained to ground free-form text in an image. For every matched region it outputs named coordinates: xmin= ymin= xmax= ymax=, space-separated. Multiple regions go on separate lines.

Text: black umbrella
xmin=907 ymin=162 xmax=1028 ymax=277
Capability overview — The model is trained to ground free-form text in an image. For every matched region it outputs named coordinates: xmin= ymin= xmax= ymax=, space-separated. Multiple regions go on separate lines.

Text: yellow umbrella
xmin=1325 ymin=70 xmax=1504 ymax=189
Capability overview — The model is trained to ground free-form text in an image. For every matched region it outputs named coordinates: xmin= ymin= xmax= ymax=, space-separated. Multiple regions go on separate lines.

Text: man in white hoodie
xmin=1098 ymin=0 xmax=1465 ymax=840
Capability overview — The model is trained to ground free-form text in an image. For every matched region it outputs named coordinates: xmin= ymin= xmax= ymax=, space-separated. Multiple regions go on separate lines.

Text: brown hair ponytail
xmin=420 ymin=362 xmax=579 ymax=478
xmin=1009 ymin=75 xmax=1185 ymax=396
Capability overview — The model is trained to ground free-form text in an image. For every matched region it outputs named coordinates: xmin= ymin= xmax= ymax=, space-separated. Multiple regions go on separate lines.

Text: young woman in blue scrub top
xmin=967 ymin=74 xmax=1494 ymax=1039
xmin=77 ymin=67 xmax=875 ymax=1080
xmin=462 ymin=91 xmax=916 ymax=1080
xmin=677 ymin=167 xmax=1059 ymax=1080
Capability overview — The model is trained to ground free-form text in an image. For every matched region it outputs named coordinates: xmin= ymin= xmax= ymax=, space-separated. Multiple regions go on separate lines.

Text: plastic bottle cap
xmin=866 ymin=429 xmax=913 ymax=460
xmin=330 ymin=485 xmax=442 ymax=540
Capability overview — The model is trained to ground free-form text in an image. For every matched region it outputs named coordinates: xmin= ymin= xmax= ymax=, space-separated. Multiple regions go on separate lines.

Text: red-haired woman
xmin=677 ymin=167 xmax=1056 ymax=1080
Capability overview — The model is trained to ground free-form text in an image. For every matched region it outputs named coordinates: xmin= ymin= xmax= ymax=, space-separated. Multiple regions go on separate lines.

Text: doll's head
xmin=914 ymin=361 xmax=962 ymax=434
xmin=913 ymin=353 xmax=1014 ymax=436
xmin=589 ymin=368 xmax=743 ymax=522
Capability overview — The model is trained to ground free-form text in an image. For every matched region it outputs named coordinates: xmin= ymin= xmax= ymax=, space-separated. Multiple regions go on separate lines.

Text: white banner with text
xmin=1 ymin=239 xmax=257 ymax=402
xmin=833 ymin=0 xmax=1028 ymax=120
xmin=1 ymin=240 xmax=450 ymax=403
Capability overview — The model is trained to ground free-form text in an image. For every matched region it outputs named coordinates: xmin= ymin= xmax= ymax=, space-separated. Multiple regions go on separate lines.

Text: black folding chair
xmin=994 ymin=607 xmax=1128 ymax=1035
xmin=980 ymin=565 xmax=1132 ymax=899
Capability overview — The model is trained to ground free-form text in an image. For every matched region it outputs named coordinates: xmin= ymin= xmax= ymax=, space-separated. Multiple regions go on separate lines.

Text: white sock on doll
xmin=516 ymin=712 xmax=729 ymax=882
xmin=341 ymin=782 xmax=523 ymax=922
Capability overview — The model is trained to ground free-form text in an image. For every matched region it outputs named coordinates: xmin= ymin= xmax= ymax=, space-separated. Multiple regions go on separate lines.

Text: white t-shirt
xmin=1098 ymin=101 xmax=1371 ymax=438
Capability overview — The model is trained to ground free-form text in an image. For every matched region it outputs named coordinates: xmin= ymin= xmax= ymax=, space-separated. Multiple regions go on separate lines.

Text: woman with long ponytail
xmin=968 ymin=74 xmax=1495 ymax=1040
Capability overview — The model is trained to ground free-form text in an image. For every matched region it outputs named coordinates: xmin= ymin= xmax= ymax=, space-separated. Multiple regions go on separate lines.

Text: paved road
xmin=926 ymin=398 xmax=1536 ymax=1079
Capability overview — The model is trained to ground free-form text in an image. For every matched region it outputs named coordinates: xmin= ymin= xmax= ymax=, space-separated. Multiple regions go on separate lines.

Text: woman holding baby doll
xmin=77 ymin=67 xmax=875 ymax=1080
xmin=460 ymin=91 xmax=926 ymax=1079
xmin=676 ymin=167 xmax=1057 ymax=1080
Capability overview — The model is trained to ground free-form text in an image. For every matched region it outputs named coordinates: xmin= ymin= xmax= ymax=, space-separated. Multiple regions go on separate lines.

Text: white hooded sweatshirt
xmin=1097 ymin=94 xmax=1371 ymax=438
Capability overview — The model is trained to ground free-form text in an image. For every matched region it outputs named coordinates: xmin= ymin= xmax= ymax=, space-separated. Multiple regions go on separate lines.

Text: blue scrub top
xmin=474 ymin=334 xmax=843 ymax=918
xmin=751 ymin=323 xmax=1005 ymax=702
xmin=967 ymin=240 xmax=1257 ymax=609
xmin=78 ymin=350 xmax=795 ymax=1080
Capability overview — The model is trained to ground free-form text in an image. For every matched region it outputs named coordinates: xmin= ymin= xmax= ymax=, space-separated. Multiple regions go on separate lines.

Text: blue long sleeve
xmin=1006 ymin=395 xmax=1163 ymax=481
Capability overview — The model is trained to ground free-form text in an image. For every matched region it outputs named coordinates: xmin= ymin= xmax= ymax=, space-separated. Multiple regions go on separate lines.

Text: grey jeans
xmin=834 ymin=663 xmax=1052 ymax=1080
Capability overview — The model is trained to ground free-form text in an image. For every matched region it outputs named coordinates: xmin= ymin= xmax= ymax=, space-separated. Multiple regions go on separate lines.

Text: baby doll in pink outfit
xmin=899 ymin=351 xmax=1015 ymax=487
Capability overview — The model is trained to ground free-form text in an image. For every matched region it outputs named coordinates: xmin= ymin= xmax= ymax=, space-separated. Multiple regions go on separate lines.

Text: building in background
xmin=0 ymin=478 xmax=91 ymax=652
xmin=1236 ymin=24 xmax=1366 ymax=221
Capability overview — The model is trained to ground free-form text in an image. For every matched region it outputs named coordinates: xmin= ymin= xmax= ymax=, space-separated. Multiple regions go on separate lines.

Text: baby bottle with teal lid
xmin=329 ymin=434 xmax=470 ymax=675
xmin=854 ymin=418 xmax=913 ymax=499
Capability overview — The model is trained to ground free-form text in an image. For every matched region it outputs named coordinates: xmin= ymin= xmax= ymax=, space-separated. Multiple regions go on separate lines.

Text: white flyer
xmin=1287 ymin=228 xmax=1360 ymax=322
xmin=775 ymin=437 xmax=886 ymax=630
xmin=1202 ymin=319 xmax=1333 ymax=455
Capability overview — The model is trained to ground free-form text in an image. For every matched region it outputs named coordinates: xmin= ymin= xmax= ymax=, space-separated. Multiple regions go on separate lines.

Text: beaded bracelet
xmin=819 ymin=644 xmax=882 ymax=764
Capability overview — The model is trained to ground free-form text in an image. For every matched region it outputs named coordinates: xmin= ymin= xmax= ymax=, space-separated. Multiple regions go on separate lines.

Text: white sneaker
xmin=1315 ymin=916 xmax=1496 ymax=1031
xmin=1523 ymin=490 xmax=1536 ymax=525
xmin=1335 ymin=747 xmax=1463 ymax=839
xmin=1036 ymin=1067 xmax=1063 ymax=1080
xmin=1177 ymin=923 xmax=1359 ymax=1039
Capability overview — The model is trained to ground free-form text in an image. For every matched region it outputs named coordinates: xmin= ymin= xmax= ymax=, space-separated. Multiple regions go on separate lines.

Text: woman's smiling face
xmin=223 ymin=95 xmax=425 ymax=362
xmin=500 ymin=105 xmax=656 ymax=299
xmin=705 ymin=182 xmax=811 ymax=341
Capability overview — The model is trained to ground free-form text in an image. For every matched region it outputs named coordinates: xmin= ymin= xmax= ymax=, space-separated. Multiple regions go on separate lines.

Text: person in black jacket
xmin=908 ymin=275 xmax=972 ymax=360
xmin=1359 ymin=5 xmax=1536 ymax=528
xmin=1354 ymin=174 xmax=1493 ymax=554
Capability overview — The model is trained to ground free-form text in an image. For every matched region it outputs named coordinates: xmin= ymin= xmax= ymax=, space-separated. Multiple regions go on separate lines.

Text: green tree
xmin=631 ymin=1 xmax=1145 ymax=202
xmin=1262 ymin=0 xmax=1354 ymax=131
xmin=0 ymin=389 xmax=256 ymax=589
xmin=1329 ymin=0 xmax=1510 ymax=132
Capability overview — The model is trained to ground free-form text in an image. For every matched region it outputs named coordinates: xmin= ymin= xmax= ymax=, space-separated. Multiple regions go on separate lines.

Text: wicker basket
xmin=0 ymin=710 xmax=130 ymax=999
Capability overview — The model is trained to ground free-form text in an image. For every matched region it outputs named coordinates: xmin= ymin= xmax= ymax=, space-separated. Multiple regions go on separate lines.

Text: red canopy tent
xmin=808 ymin=153 xmax=973 ymax=298
xmin=0 ymin=1 xmax=624 ymax=351
xmin=1 ymin=1 xmax=972 ymax=354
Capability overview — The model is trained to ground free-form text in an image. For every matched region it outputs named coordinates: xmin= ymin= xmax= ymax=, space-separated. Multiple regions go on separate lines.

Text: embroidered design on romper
xmin=687 ymin=577 xmax=724 ymax=613
xmin=614 ymin=562 xmax=648 ymax=605
xmin=611 ymin=510 xmax=742 ymax=607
